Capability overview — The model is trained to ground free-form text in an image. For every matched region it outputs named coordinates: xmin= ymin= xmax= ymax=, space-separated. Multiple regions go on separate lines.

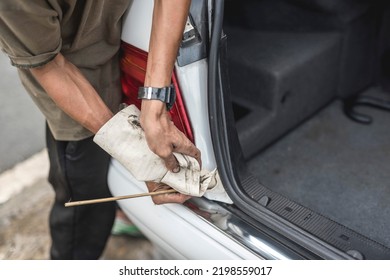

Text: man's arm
xmin=140 ymin=0 xmax=201 ymax=175
xmin=30 ymin=53 xmax=113 ymax=135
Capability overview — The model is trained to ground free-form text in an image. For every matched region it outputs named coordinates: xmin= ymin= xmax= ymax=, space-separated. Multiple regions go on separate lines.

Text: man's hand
xmin=141 ymin=0 xmax=197 ymax=173
xmin=140 ymin=99 xmax=201 ymax=173
xmin=146 ymin=182 xmax=190 ymax=205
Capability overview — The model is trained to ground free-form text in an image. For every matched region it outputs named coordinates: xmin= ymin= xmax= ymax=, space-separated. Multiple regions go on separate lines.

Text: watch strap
xmin=138 ymin=85 xmax=176 ymax=110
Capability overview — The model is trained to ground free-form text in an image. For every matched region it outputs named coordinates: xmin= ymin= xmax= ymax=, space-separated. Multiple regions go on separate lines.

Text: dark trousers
xmin=46 ymin=125 xmax=116 ymax=259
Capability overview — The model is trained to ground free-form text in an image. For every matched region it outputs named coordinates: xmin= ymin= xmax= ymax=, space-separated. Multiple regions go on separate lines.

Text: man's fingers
xmin=153 ymin=192 xmax=191 ymax=205
xmin=143 ymin=117 xmax=201 ymax=171
xmin=172 ymin=134 xmax=202 ymax=167
xmin=145 ymin=182 xmax=190 ymax=205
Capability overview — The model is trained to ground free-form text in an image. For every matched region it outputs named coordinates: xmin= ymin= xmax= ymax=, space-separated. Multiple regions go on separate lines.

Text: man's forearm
xmin=144 ymin=0 xmax=191 ymax=88
xmin=141 ymin=0 xmax=191 ymax=126
xmin=140 ymin=0 xmax=201 ymax=177
xmin=30 ymin=53 xmax=113 ymax=134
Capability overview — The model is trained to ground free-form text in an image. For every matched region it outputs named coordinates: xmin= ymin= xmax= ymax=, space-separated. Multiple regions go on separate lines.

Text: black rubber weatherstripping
xmin=207 ymin=0 xmax=390 ymax=260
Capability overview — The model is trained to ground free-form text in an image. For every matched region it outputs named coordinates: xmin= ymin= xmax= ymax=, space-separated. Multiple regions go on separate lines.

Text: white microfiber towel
xmin=93 ymin=105 xmax=232 ymax=203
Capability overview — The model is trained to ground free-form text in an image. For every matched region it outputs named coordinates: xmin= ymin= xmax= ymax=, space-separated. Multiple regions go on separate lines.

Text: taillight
xmin=120 ymin=42 xmax=194 ymax=143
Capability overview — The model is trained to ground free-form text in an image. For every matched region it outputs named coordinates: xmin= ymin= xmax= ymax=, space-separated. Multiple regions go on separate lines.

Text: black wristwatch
xmin=138 ymin=85 xmax=176 ymax=111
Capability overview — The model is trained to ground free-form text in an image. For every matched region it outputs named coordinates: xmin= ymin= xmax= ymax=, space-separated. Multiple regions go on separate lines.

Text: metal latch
xmin=182 ymin=15 xmax=201 ymax=47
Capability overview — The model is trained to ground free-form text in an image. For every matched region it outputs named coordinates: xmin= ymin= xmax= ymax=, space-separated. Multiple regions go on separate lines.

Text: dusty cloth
xmin=94 ymin=105 xmax=233 ymax=203
xmin=0 ymin=0 xmax=130 ymax=141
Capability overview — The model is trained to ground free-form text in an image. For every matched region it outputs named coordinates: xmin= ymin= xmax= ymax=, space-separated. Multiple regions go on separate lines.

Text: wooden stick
xmin=64 ymin=189 xmax=177 ymax=207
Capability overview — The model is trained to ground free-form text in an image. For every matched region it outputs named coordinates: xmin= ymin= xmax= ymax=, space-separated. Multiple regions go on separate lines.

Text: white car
xmin=108 ymin=0 xmax=390 ymax=259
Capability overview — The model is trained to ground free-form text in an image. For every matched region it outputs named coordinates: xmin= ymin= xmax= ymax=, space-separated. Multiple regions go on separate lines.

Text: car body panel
xmin=109 ymin=159 xmax=261 ymax=259
xmin=121 ymin=0 xmax=153 ymax=52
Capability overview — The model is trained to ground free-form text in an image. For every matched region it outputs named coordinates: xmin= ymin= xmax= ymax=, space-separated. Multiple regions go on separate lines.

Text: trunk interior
xmin=222 ymin=0 xmax=390 ymax=254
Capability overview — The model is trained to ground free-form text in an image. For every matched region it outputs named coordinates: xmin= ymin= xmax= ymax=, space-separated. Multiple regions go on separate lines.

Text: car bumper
xmin=108 ymin=158 xmax=293 ymax=260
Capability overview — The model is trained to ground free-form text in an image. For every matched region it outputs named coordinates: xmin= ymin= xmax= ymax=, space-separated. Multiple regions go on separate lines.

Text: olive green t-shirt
xmin=0 ymin=0 xmax=130 ymax=140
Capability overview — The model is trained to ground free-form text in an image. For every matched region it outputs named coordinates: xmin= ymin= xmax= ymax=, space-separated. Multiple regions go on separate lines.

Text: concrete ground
xmin=0 ymin=151 xmax=155 ymax=260
xmin=0 ymin=53 xmax=45 ymax=173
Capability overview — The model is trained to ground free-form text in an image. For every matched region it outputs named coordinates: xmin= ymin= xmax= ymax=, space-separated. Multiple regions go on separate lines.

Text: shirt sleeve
xmin=0 ymin=1 xmax=62 ymax=68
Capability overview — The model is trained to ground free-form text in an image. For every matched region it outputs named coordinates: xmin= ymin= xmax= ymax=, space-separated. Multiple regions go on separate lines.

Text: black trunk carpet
xmin=248 ymin=87 xmax=390 ymax=248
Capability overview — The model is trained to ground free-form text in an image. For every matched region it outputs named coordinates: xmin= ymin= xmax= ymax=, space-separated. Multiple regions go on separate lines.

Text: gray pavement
xmin=0 ymin=178 xmax=155 ymax=260
xmin=0 ymin=53 xmax=45 ymax=173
